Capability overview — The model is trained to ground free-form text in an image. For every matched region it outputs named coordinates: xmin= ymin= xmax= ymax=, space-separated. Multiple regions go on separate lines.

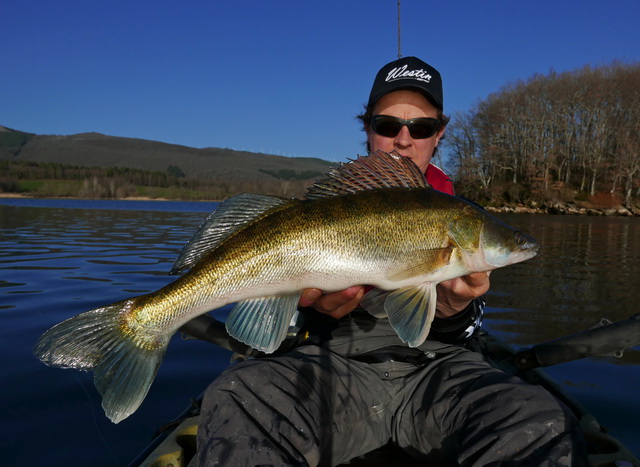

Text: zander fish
xmin=34 ymin=150 xmax=539 ymax=423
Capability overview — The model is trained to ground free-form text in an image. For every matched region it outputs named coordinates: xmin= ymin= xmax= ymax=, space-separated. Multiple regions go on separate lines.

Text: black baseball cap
xmin=367 ymin=56 xmax=444 ymax=110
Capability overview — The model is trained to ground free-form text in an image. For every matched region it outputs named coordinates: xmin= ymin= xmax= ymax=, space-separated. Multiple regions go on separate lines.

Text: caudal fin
xmin=33 ymin=300 xmax=168 ymax=423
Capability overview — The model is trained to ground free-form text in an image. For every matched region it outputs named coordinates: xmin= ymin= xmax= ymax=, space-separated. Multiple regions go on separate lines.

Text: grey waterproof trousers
xmin=195 ymin=342 xmax=586 ymax=466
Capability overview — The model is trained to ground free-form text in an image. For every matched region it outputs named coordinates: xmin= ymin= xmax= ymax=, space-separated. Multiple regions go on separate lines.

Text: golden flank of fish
xmin=34 ymin=150 xmax=539 ymax=423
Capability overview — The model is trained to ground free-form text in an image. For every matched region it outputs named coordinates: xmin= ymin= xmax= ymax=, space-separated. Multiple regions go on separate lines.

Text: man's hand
xmin=299 ymin=272 xmax=489 ymax=320
xmin=299 ymin=286 xmax=366 ymax=319
xmin=435 ymin=271 xmax=491 ymax=318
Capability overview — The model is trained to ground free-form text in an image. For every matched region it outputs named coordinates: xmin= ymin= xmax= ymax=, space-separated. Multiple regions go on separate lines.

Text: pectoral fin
xmin=225 ymin=293 xmax=300 ymax=353
xmin=384 ymin=283 xmax=437 ymax=348
xmin=386 ymin=247 xmax=453 ymax=282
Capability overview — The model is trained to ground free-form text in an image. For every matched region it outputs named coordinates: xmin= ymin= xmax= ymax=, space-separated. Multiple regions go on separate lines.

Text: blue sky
xmin=1 ymin=0 xmax=638 ymax=163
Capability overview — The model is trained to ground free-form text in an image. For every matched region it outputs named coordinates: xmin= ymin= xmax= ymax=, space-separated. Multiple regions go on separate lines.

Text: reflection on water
xmin=487 ymin=214 xmax=640 ymax=360
xmin=1 ymin=200 xmax=639 ymax=464
xmin=0 ymin=200 xmax=231 ymax=466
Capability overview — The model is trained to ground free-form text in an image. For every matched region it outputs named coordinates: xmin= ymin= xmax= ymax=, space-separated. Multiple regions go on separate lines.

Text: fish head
xmin=479 ymin=215 xmax=539 ymax=269
xmin=447 ymin=205 xmax=539 ymax=271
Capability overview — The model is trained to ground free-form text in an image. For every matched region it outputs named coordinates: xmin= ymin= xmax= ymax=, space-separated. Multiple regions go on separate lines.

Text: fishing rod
xmin=180 ymin=314 xmax=256 ymax=358
xmin=397 ymin=0 xmax=402 ymax=58
xmin=182 ymin=312 xmax=640 ymax=368
xmin=513 ymin=314 xmax=640 ymax=370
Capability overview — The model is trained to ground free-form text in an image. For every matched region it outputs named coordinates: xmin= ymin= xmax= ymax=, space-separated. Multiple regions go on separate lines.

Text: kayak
xmin=131 ymin=317 xmax=640 ymax=466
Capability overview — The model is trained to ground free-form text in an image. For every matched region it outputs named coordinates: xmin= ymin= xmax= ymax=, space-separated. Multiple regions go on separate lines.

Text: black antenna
xmin=397 ymin=0 xmax=402 ymax=58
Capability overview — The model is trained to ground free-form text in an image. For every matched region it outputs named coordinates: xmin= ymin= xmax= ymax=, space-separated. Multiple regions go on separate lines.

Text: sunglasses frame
xmin=370 ymin=115 xmax=441 ymax=139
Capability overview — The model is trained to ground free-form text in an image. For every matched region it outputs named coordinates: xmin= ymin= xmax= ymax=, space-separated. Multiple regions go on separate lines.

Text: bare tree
xmin=445 ymin=61 xmax=640 ymax=206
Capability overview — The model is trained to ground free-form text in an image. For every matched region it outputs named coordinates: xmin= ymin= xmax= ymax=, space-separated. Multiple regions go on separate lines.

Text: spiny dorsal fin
xmin=305 ymin=150 xmax=429 ymax=200
xmin=171 ymin=194 xmax=296 ymax=274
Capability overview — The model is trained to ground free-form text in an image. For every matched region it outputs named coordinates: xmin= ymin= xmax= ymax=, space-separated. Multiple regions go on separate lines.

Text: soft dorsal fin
xmin=170 ymin=193 xmax=295 ymax=274
xmin=305 ymin=150 xmax=429 ymax=200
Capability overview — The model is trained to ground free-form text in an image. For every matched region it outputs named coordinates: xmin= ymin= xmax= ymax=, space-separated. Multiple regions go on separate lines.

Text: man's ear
xmin=435 ymin=126 xmax=446 ymax=146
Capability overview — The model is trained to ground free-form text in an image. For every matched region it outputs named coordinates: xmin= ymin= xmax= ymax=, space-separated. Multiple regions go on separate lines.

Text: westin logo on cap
xmin=386 ymin=64 xmax=432 ymax=83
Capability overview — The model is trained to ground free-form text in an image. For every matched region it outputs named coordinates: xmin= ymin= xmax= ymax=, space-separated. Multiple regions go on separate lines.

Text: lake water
xmin=1 ymin=198 xmax=638 ymax=465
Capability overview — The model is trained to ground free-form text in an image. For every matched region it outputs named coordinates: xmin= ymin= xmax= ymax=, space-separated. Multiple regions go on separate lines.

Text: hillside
xmin=0 ymin=126 xmax=334 ymax=182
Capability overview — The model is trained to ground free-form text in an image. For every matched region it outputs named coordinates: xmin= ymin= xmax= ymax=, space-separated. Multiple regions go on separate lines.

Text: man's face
xmin=367 ymin=90 xmax=445 ymax=172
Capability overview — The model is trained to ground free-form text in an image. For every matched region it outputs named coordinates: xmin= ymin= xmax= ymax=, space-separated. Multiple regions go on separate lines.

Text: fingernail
xmin=300 ymin=289 xmax=322 ymax=307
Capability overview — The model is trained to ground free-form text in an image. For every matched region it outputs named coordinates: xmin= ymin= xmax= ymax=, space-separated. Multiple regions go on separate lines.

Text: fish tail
xmin=33 ymin=299 xmax=168 ymax=424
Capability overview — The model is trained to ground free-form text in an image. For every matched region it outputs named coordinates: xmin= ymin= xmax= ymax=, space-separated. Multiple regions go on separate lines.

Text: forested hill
xmin=0 ymin=126 xmax=334 ymax=199
xmin=0 ymin=126 xmax=333 ymax=181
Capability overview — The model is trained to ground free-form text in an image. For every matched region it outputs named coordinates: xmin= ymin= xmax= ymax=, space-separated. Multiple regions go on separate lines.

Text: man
xmin=195 ymin=57 xmax=586 ymax=466
xmin=299 ymin=56 xmax=489 ymax=330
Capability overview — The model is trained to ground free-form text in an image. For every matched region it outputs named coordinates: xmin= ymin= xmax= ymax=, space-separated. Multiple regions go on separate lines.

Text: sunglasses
xmin=370 ymin=115 xmax=441 ymax=139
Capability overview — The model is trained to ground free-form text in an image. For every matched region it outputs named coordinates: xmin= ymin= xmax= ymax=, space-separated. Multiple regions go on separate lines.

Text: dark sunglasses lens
xmin=372 ymin=116 xmax=439 ymax=139
xmin=372 ymin=117 xmax=402 ymax=137
xmin=408 ymin=120 xmax=438 ymax=139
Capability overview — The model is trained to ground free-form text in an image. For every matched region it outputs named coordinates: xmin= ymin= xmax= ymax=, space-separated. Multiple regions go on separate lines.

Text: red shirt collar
xmin=425 ymin=164 xmax=454 ymax=195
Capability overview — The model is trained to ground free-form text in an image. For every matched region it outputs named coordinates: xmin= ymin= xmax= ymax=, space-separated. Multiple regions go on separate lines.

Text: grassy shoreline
xmin=0 ymin=192 xmax=220 ymax=202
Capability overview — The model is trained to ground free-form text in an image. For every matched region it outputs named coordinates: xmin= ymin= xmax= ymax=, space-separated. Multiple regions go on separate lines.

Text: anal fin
xmin=360 ymin=288 xmax=391 ymax=318
xmin=225 ymin=293 xmax=300 ymax=353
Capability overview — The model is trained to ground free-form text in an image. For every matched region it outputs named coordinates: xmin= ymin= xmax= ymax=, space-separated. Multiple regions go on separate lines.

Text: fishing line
xmin=72 ymin=371 xmax=121 ymax=466
xmin=397 ymin=0 xmax=402 ymax=58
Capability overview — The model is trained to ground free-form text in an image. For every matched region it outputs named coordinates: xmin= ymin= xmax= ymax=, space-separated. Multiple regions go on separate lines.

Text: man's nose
xmin=394 ymin=125 xmax=413 ymax=147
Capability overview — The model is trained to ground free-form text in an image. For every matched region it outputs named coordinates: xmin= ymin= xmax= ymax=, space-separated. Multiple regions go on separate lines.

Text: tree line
xmin=445 ymin=62 xmax=640 ymax=208
xmin=0 ymin=161 xmax=315 ymax=199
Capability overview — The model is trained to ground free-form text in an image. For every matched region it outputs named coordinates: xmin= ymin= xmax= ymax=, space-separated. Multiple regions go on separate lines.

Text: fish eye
xmin=514 ymin=231 xmax=527 ymax=245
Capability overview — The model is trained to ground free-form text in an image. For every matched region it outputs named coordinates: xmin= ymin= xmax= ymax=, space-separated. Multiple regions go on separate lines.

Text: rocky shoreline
xmin=486 ymin=202 xmax=640 ymax=217
xmin=2 ymin=193 xmax=639 ymax=217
